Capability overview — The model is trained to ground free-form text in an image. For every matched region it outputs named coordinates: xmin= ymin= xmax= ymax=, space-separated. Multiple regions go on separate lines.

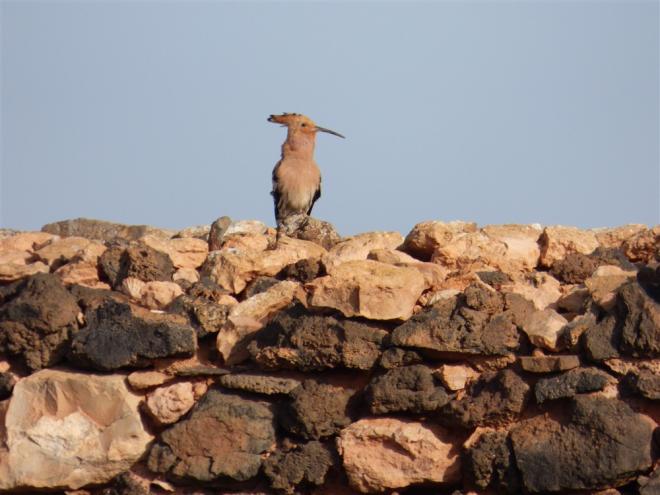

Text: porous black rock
xmin=263 ymin=441 xmax=335 ymax=494
xmin=534 ymin=367 xmax=613 ymax=403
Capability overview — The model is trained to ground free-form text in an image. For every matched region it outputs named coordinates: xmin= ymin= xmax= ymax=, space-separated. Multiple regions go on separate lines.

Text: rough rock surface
xmin=0 ymin=369 xmax=152 ymax=491
xmin=42 ymin=217 xmax=175 ymax=241
xmin=280 ymin=380 xmax=355 ymax=440
xmin=147 ymin=389 xmax=275 ymax=482
xmin=337 ymin=418 xmax=461 ymax=493
xmin=145 ymin=382 xmax=196 ymax=425
xmin=510 ymin=396 xmax=654 ymax=492
xmin=464 ymin=429 xmax=520 ymax=492
xmin=218 ymin=371 xmax=303 ymax=395
xmin=100 ymin=243 xmax=175 ymax=288
xmin=364 ymin=365 xmax=451 ymax=414
xmin=263 ymin=441 xmax=335 ymax=494
xmin=69 ymin=300 xmax=196 ymax=371
xmin=249 ymin=304 xmax=388 ymax=371
xmin=534 ymin=367 xmax=614 ymax=403
xmin=0 ymin=273 xmax=80 ymax=370
xmin=623 ymin=368 xmax=660 ymax=400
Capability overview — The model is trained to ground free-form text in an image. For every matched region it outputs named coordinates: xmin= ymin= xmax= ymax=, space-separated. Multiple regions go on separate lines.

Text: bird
xmin=267 ymin=113 xmax=344 ymax=245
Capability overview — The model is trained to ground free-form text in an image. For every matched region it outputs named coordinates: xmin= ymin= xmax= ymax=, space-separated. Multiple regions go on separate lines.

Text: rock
xmin=0 ymin=369 xmax=152 ymax=491
xmin=550 ymin=252 xmax=600 ymax=284
xmin=120 ymin=276 xmax=146 ymax=300
xmin=201 ymin=236 xmax=325 ymax=294
xmin=55 ymin=261 xmax=110 ymax=290
xmin=337 ymin=417 xmax=461 ymax=493
xmin=307 ymin=259 xmax=426 ymax=320
xmin=0 ymin=231 xmax=56 ymax=252
xmin=0 ymin=249 xmax=31 ymax=265
xmin=391 ymin=289 xmax=519 ymax=357
xmin=402 ymin=220 xmax=478 ymax=260
xmin=0 ymin=273 xmax=80 ymax=370
xmin=476 ymin=270 xmax=512 ymax=288
xmin=585 ymin=265 xmax=637 ymax=310
xmin=147 ymin=388 xmax=275 ymax=482
xmin=243 ymin=276 xmax=281 ymax=298
xmin=139 ymin=235 xmax=209 ymax=270
xmin=289 ymin=216 xmax=341 ymax=250
xmin=172 ymin=267 xmax=199 ymax=284
xmin=280 ymin=380 xmax=355 ymax=440
xmin=480 ymin=224 xmax=542 ymax=271
xmin=207 ymin=216 xmax=232 ymax=250
xmin=623 ymin=225 xmax=660 ymax=263
xmin=623 ymin=369 xmax=660 ymax=400
xmin=121 ymin=244 xmax=175 ymax=284
xmin=638 ymin=263 xmax=660 ymax=302
xmin=263 ymin=441 xmax=334 ymax=494
xmin=225 ymin=219 xmax=269 ymax=237
xmin=502 ymin=272 xmax=562 ymax=310
xmin=594 ymin=224 xmax=648 ymax=249
xmin=249 ymin=304 xmax=387 ymax=371
xmin=278 ymin=257 xmax=323 ymax=283
xmin=217 ymin=280 xmax=301 ymax=365
xmin=556 ymin=286 xmax=590 ymax=314
xmin=367 ymin=248 xmax=418 ymax=264
xmin=140 ymin=281 xmax=184 ymax=310
xmin=174 ymin=224 xmax=211 ymax=240
xmin=441 ymin=369 xmax=530 ymax=428
xmin=69 ymin=300 xmax=196 ymax=371
xmin=638 ymin=465 xmax=660 ymax=495
xmin=510 ymin=396 xmax=654 ymax=492
xmin=364 ymin=365 xmax=450 ymax=414
xmin=463 ymin=429 xmax=520 ymax=492
xmin=603 ymin=357 xmax=660 ymax=376
xmin=0 ymin=372 xmax=16 ymax=400
xmin=32 ymin=236 xmax=95 ymax=269
xmin=378 ymin=347 xmax=424 ymax=369
xmin=167 ymin=294 xmax=230 ymax=339
xmin=534 ymin=367 xmax=614 ymax=403
xmin=0 ymin=261 xmax=50 ymax=282
xmin=323 ymin=231 xmax=403 ymax=269
xmin=127 ymin=370 xmax=172 ymax=390
xmin=436 ymin=364 xmax=478 ymax=391
xmin=42 ymin=218 xmax=175 ymax=241
xmin=218 ymin=371 xmax=303 ymax=395
xmin=538 ymin=226 xmax=600 ymax=268
xmin=519 ymin=355 xmax=580 ymax=373
xmin=145 ymin=382 xmax=196 ymax=426
xmin=617 ymin=281 xmax=660 ymax=357
xmin=582 ymin=315 xmax=621 ymax=361
xmin=520 ymin=308 xmax=568 ymax=351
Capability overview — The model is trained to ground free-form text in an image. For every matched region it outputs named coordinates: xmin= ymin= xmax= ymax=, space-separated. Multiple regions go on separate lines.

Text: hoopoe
xmin=267 ymin=113 xmax=344 ymax=244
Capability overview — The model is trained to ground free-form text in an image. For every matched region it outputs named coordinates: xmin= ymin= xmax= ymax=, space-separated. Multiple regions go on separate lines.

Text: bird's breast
xmin=275 ymin=159 xmax=321 ymax=210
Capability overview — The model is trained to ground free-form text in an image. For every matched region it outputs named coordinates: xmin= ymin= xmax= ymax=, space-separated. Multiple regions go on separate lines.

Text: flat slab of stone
xmin=519 ymin=355 xmax=580 ymax=373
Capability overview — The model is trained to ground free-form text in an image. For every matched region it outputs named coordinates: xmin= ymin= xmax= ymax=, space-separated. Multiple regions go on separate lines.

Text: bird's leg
xmin=268 ymin=222 xmax=283 ymax=250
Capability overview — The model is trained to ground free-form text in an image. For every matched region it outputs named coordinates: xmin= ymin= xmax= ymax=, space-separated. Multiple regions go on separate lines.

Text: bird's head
xmin=268 ymin=113 xmax=344 ymax=139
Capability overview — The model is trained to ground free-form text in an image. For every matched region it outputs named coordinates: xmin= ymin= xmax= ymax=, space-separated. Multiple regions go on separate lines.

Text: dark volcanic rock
xmin=167 ymin=294 xmax=229 ymax=339
xmin=391 ymin=287 xmax=519 ymax=358
xmin=279 ymin=258 xmax=323 ymax=283
xmin=476 ymin=270 xmax=512 ymax=288
xmin=441 ymin=369 xmax=530 ymax=428
xmin=218 ymin=371 xmax=303 ymax=395
xmin=280 ymin=379 xmax=354 ymax=440
xmin=100 ymin=472 xmax=150 ymax=495
xmin=248 ymin=304 xmax=387 ymax=371
xmin=187 ymin=278 xmax=232 ymax=303
xmin=364 ymin=365 xmax=451 ymax=414
xmin=42 ymin=217 xmax=174 ymax=241
xmin=69 ymin=283 xmax=128 ymax=312
xmin=464 ymin=430 xmax=520 ymax=493
xmin=617 ymin=281 xmax=660 ymax=357
xmin=638 ymin=263 xmax=660 ymax=303
xmin=100 ymin=243 xmax=174 ymax=288
xmin=69 ymin=299 xmax=196 ymax=371
xmin=510 ymin=396 xmax=654 ymax=492
xmin=378 ymin=347 xmax=424 ymax=369
xmin=550 ymin=253 xmax=599 ymax=284
xmin=148 ymin=389 xmax=275 ymax=482
xmin=0 ymin=372 xmax=16 ymax=400
xmin=623 ymin=368 xmax=660 ymax=400
xmin=263 ymin=441 xmax=334 ymax=494
xmin=288 ymin=216 xmax=340 ymax=250
xmin=534 ymin=367 xmax=613 ymax=403
xmin=582 ymin=315 xmax=621 ymax=361
xmin=207 ymin=216 xmax=232 ymax=251
xmin=0 ymin=273 xmax=80 ymax=370
xmin=243 ymin=276 xmax=280 ymax=298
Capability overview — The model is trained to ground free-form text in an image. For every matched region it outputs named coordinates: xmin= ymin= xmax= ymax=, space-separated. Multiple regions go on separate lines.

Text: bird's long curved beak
xmin=315 ymin=126 xmax=345 ymax=139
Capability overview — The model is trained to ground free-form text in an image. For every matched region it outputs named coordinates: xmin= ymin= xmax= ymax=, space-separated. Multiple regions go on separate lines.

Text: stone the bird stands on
xmin=268 ymin=113 xmax=344 ymax=244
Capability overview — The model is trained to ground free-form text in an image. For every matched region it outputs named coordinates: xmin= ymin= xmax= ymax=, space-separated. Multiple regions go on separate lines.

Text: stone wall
xmin=0 ymin=217 xmax=658 ymax=494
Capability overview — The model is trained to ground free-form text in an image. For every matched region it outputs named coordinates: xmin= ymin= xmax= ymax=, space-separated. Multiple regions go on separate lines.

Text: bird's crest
xmin=267 ymin=113 xmax=344 ymax=138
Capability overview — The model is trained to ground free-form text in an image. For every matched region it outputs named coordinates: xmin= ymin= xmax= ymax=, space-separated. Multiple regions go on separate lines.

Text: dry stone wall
xmin=0 ymin=216 xmax=658 ymax=494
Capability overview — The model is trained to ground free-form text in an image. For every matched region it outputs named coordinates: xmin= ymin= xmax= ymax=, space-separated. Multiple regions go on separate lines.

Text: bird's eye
xmin=301 ymin=123 xmax=307 ymax=127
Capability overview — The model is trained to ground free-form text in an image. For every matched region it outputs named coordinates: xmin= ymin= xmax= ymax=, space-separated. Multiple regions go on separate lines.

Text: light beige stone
xmin=33 ymin=236 xmax=94 ymax=266
xmin=0 ymin=261 xmax=49 ymax=282
xmin=145 ymin=382 xmax=195 ymax=426
xmin=55 ymin=262 xmax=111 ymax=289
xmin=0 ymin=232 xmax=57 ymax=253
xmin=503 ymin=272 xmax=562 ymax=310
xmin=538 ymin=225 xmax=600 ymax=268
xmin=202 ymin=236 xmax=325 ymax=294
xmin=0 ymin=250 xmax=31 ymax=265
xmin=307 ymin=259 xmax=427 ymax=320
xmin=172 ymin=267 xmax=200 ymax=284
xmin=224 ymin=219 xmax=269 ymax=237
xmin=140 ymin=235 xmax=208 ymax=269
xmin=0 ymin=369 xmax=152 ymax=491
xmin=140 ymin=281 xmax=184 ymax=310
xmin=126 ymin=370 xmax=172 ymax=390
xmin=217 ymin=280 xmax=301 ymax=365
xmin=603 ymin=358 xmax=660 ymax=376
xmin=175 ymin=224 xmax=211 ymax=239
xmin=402 ymin=220 xmax=478 ymax=259
xmin=337 ymin=418 xmax=461 ymax=493
xmin=436 ymin=364 xmax=478 ymax=391
xmin=326 ymin=231 xmax=403 ymax=264
xmin=622 ymin=225 xmax=659 ymax=263
xmin=556 ymin=286 xmax=590 ymax=313
xmin=481 ymin=224 xmax=542 ymax=271
xmin=585 ymin=265 xmax=637 ymax=310
xmin=121 ymin=277 xmax=146 ymax=301
xmin=594 ymin=224 xmax=648 ymax=249
xmin=419 ymin=288 xmax=461 ymax=307
xmin=367 ymin=248 xmax=417 ymax=264
xmin=71 ymin=242 xmax=107 ymax=264
xmin=521 ymin=308 xmax=568 ymax=351
xmin=367 ymin=249 xmax=448 ymax=289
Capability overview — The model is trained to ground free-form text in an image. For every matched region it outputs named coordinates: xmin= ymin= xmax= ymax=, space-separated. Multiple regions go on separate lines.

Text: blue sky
xmin=1 ymin=1 xmax=658 ymax=235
